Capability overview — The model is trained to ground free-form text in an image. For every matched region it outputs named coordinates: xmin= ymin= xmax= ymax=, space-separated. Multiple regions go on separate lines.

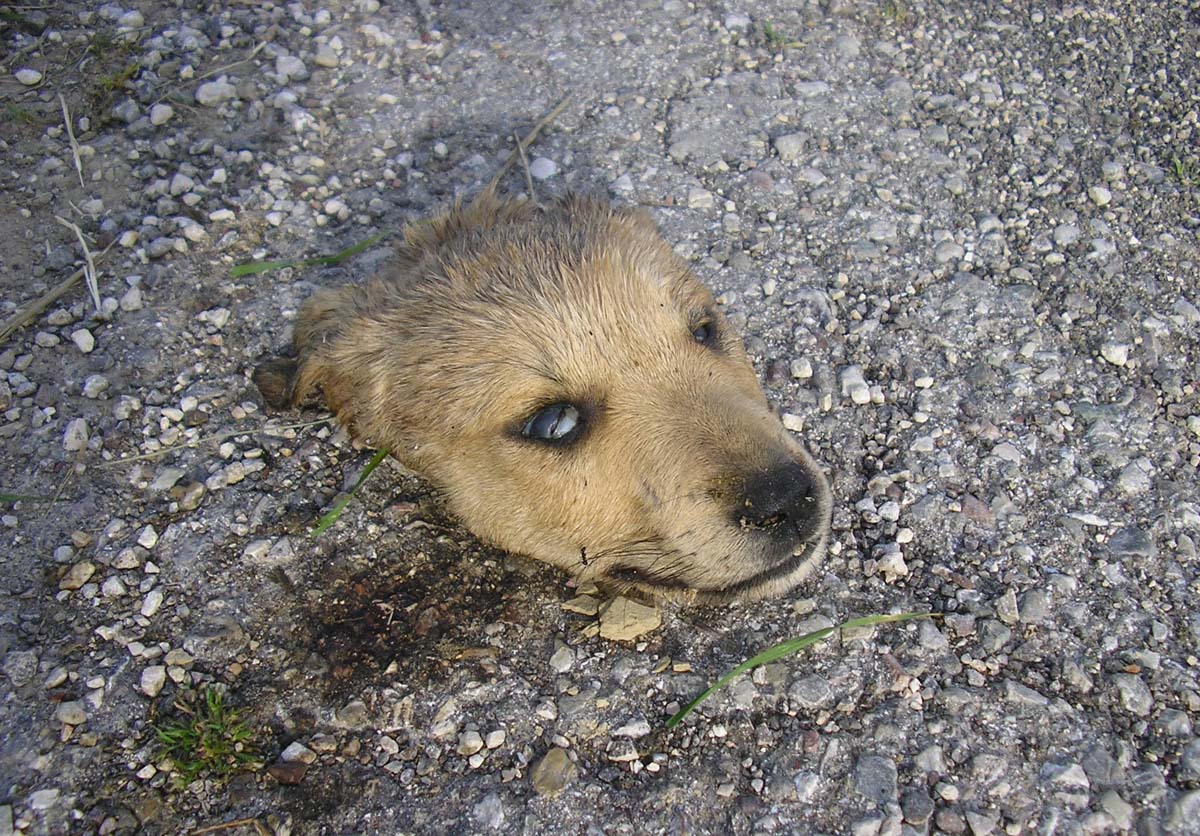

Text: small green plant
xmin=231 ymin=230 xmax=390 ymax=277
xmin=881 ymin=0 xmax=910 ymax=24
xmin=1171 ymin=156 xmax=1199 ymax=187
xmin=666 ymin=611 xmax=933 ymax=728
xmin=4 ymin=104 xmax=36 ymax=125
xmin=97 ymin=61 xmax=140 ymax=93
xmin=311 ymin=447 xmax=390 ymax=537
xmin=155 ymin=687 xmax=262 ymax=787
xmin=761 ymin=20 xmax=800 ymax=50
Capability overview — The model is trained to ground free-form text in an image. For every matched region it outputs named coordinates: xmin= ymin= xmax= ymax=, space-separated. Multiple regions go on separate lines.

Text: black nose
xmin=735 ymin=459 xmax=821 ymax=538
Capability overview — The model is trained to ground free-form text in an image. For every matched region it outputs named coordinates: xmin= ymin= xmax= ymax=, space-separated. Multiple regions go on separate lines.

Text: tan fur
xmin=255 ymin=190 xmax=831 ymax=602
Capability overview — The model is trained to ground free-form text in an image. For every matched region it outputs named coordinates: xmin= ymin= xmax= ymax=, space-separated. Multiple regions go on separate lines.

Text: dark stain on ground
xmin=296 ymin=528 xmax=536 ymax=700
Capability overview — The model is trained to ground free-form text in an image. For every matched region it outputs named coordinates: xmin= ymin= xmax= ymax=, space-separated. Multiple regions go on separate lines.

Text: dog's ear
xmin=252 ymin=356 xmax=299 ymax=409
xmin=253 ymin=285 xmax=366 ymax=412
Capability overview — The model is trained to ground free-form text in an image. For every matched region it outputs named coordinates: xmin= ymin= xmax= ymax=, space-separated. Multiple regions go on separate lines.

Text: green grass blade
xmin=0 ymin=493 xmax=55 ymax=504
xmin=300 ymin=230 xmax=389 ymax=267
xmin=311 ymin=448 xmax=390 ymax=537
xmin=230 ymin=259 xmax=302 ymax=277
xmin=665 ymin=611 xmax=933 ymax=728
xmin=231 ymin=230 xmax=390 ymax=277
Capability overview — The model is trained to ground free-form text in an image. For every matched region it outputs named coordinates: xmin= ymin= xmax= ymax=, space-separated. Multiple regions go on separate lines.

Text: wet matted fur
xmin=255 ymin=191 xmax=831 ymax=603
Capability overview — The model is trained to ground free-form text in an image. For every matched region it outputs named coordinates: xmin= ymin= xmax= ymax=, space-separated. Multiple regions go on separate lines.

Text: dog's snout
xmin=736 ymin=460 xmax=821 ymax=535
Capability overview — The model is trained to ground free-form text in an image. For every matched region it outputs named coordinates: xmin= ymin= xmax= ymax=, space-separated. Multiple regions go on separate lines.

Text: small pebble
xmin=281 ymin=741 xmax=317 ymax=764
xmin=149 ymin=104 xmax=175 ymax=126
xmin=139 ymin=666 xmax=166 ymax=697
xmin=15 ymin=68 xmax=43 ymax=86
xmin=529 ymin=157 xmax=557 ymax=180
xmin=62 ymin=419 xmax=89 ymax=452
xmin=55 ymin=701 xmax=87 ymax=725
xmin=1088 ymin=186 xmax=1112 ymax=206
xmin=70 ymin=330 xmax=95 ymax=353
xmin=530 ymin=748 xmax=576 ymax=796
xmin=195 ymin=80 xmax=237 ymax=106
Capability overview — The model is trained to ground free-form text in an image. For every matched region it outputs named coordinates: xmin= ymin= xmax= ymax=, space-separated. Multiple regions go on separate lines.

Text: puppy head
xmin=258 ymin=194 xmax=830 ymax=602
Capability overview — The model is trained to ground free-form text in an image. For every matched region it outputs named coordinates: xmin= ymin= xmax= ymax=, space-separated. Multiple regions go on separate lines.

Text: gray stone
xmin=1166 ymin=790 xmax=1200 ymax=834
xmin=63 ymin=418 xmax=89 ymax=451
xmin=900 ymin=789 xmax=934 ymax=825
xmin=548 ymin=645 xmax=573 ymax=673
xmin=276 ymin=55 xmax=308 ymax=80
xmin=27 ymin=789 xmax=58 ymax=811
xmin=2 ymin=650 xmax=38 ymax=687
xmin=314 ymin=45 xmax=339 ymax=68
xmin=195 ymin=80 xmax=237 ymax=106
xmin=788 ymin=674 xmax=833 ymax=708
xmin=1113 ymin=673 xmax=1153 ymax=716
xmin=1108 ymin=526 xmax=1156 ymax=558
xmin=281 ymin=741 xmax=317 ymax=763
xmin=528 ymin=157 xmax=557 ymax=180
xmin=82 ymin=374 xmax=109 ymax=399
xmin=473 ymin=792 xmax=504 ymax=830
xmin=774 ymin=133 xmax=807 ymax=162
xmin=149 ymin=104 xmax=175 ymax=126
xmin=55 ymin=700 xmax=87 ymax=725
xmin=1018 ymin=589 xmax=1050 ymax=624
xmin=854 ymin=754 xmax=898 ymax=805
xmin=1101 ymin=791 xmax=1134 ymax=830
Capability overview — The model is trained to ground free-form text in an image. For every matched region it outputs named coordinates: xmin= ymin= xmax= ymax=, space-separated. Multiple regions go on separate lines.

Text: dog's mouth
xmin=605 ymin=530 xmax=827 ymax=600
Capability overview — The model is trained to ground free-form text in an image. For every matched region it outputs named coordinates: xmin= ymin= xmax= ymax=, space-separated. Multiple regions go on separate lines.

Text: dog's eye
xmin=522 ymin=403 xmax=582 ymax=442
xmin=691 ymin=320 xmax=716 ymax=346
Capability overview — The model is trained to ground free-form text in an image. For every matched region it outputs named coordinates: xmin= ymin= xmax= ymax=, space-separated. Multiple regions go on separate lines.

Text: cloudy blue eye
xmin=691 ymin=321 xmax=712 ymax=344
xmin=522 ymin=403 xmax=582 ymax=442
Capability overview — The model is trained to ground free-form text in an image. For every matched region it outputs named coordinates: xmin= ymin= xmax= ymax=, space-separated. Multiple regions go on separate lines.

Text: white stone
xmin=149 ymin=104 xmax=175 ymax=126
xmin=71 ymin=329 xmax=95 ymax=353
xmin=140 ymin=589 xmax=164 ymax=617
xmin=15 ymin=68 xmax=43 ymax=86
xmin=1088 ymin=186 xmax=1112 ymax=206
xmin=195 ymin=79 xmax=236 ymax=106
xmin=529 ymin=157 xmax=557 ymax=180
xmin=120 ymin=286 xmax=143 ymax=311
xmin=1100 ymin=342 xmax=1128 ymax=366
xmin=63 ymin=418 xmax=89 ymax=451
xmin=140 ymin=666 xmax=166 ymax=697
xmin=281 ymin=741 xmax=317 ymax=763
xmin=276 ymin=55 xmax=308 ymax=80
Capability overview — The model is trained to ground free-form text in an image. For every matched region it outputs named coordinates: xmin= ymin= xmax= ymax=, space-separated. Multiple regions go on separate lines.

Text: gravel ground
xmin=2 ymin=0 xmax=1199 ymax=833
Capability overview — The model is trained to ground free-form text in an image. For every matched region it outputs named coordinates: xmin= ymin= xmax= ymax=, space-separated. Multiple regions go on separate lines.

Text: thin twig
xmin=54 ymin=216 xmax=100 ymax=313
xmin=98 ymin=417 xmax=334 ymax=468
xmin=514 ymin=131 xmax=536 ymax=203
xmin=42 ymin=465 xmax=77 ymax=522
xmin=59 ymin=93 xmax=84 ymax=188
xmin=188 ymin=817 xmax=267 ymax=836
xmin=0 ymin=244 xmax=113 ymax=345
xmin=151 ymin=40 xmax=267 ymax=107
xmin=487 ymin=93 xmax=572 ymax=193
xmin=194 ymin=40 xmax=267 ymax=83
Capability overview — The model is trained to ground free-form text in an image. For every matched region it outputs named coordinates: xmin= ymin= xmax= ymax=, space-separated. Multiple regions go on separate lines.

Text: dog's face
xmin=256 ymin=194 xmax=830 ymax=602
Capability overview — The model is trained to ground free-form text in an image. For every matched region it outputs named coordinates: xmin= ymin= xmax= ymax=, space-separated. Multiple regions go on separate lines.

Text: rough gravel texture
xmin=2 ymin=1 xmax=1199 ymax=834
